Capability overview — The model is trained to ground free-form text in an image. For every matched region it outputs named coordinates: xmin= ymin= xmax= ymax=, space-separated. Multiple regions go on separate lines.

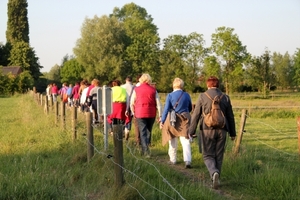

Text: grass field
xmin=0 ymin=92 xmax=299 ymax=200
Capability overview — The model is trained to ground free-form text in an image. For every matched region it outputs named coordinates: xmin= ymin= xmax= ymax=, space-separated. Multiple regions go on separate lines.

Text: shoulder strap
xmin=204 ymin=92 xmax=213 ymax=101
xmin=173 ymin=91 xmax=184 ymax=109
xmin=205 ymin=92 xmax=224 ymax=101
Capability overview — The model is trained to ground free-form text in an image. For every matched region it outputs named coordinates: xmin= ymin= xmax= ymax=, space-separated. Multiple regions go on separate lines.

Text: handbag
xmin=170 ymin=91 xmax=184 ymax=127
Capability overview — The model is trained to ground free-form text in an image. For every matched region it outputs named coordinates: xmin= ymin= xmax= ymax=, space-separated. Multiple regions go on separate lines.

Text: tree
xmin=111 ymin=3 xmax=160 ymax=82
xmin=6 ymin=0 xmax=29 ymax=44
xmin=292 ymin=48 xmax=300 ymax=89
xmin=0 ymin=43 xmax=11 ymax=66
xmin=272 ymin=52 xmax=293 ymax=90
xmin=74 ymin=15 xmax=126 ymax=83
xmin=210 ymin=27 xmax=249 ymax=94
xmin=160 ymin=33 xmax=207 ymax=92
xmin=244 ymin=50 xmax=274 ymax=96
xmin=157 ymin=49 xmax=182 ymax=92
xmin=45 ymin=64 xmax=61 ymax=83
xmin=202 ymin=55 xmax=222 ymax=87
xmin=60 ymin=58 xmax=85 ymax=83
xmin=8 ymin=41 xmax=42 ymax=80
xmin=15 ymin=70 xmax=34 ymax=93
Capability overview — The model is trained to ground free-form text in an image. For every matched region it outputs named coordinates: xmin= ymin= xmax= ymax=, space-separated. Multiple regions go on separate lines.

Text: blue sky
xmin=1 ymin=0 xmax=300 ymax=72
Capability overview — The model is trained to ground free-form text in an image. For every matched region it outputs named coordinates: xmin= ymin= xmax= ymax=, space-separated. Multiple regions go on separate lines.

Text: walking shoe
xmin=185 ymin=162 xmax=191 ymax=169
xmin=212 ymin=172 xmax=219 ymax=189
xmin=167 ymin=161 xmax=176 ymax=165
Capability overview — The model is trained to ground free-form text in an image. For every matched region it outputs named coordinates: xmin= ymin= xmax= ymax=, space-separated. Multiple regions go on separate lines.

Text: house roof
xmin=1 ymin=66 xmax=22 ymax=76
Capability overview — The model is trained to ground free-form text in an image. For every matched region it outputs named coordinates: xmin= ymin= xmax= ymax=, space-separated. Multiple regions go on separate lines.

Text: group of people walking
xmin=115 ymin=74 xmax=236 ymax=190
xmin=159 ymin=76 xmax=236 ymax=189
xmin=46 ymin=74 xmax=236 ymax=190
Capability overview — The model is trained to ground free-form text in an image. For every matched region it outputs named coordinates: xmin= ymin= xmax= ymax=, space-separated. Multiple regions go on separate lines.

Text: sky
xmin=0 ymin=0 xmax=300 ymax=72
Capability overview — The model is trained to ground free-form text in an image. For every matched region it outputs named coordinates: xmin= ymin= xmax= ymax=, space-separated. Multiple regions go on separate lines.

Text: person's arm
xmin=225 ymin=95 xmax=236 ymax=140
xmin=130 ymin=90 xmax=136 ymax=116
xmin=155 ymin=91 xmax=162 ymax=120
xmin=189 ymin=94 xmax=203 ymax=136
xmin=161 ymin=94 xmax=171 ymax=124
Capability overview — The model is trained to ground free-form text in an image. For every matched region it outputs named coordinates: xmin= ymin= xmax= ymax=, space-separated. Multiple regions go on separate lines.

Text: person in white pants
xmin=160 ymin=78 xmax=193 ymax=168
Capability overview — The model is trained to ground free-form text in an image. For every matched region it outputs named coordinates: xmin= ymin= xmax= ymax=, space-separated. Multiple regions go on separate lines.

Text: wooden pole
xmin=61 ymin=102 xmax=66 ymax=129
xmin=113 ymin=123 xmax=124 ymax=188
xmin=71 ymin=106 xmax=77 ymax=140
xmin=86 ymin=112 xmax=94 ymax=162
xmin=54 ymin=101 xmax=58 ymax=125
xmin=45 ymin=95 xmax=49 ymax=114
xmin=40 ymin=94 xmax=43 ymax=106
xmin=36 ymin=92 xmax=40 ymax=103
xmin=50 ymin=95 xmax=53 ymax=108
xmin=234 ymin=109 xmax=248 ymax=155
xmin=297 ymin=117 xmax=300 ymax=159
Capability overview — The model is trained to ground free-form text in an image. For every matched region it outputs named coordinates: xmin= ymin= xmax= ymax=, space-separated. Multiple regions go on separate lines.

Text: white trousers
xmin=168 ymin=136 xmax=191 ymax=163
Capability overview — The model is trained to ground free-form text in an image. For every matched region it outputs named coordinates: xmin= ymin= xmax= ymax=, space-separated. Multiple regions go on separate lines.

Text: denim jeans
xmin=136 ymin=117 xmax=155 ymax=155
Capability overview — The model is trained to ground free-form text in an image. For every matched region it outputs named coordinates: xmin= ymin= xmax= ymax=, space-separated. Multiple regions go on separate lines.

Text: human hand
xmin=125 ymin=111 xmax=129 ymax=117
xmin=159 ymin=122 xmax=163 ymax=129
xmin=157 ymin=116 xmax=162 ymax=123
xmin=230 ymin=136 xmax=235 ymax=141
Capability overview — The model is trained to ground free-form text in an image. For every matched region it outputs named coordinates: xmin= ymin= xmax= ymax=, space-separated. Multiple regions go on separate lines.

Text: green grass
xmin=0 ymin=92 xmax=300 ymax=199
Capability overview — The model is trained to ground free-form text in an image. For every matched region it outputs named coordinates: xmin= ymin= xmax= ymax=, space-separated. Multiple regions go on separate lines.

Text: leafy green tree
xmin=292 ymin=48 xmax=300 ymax=89
xmin=244 ymin=50 xmax=274 ymax=96
xmin=272 ymin=52 xmax=293 ymax=90
xmin=74 ymin=15 xmax=126 ymax=83
xmin=111 ymin=3 xmax=160 ymax=82
xmin=184 ymin=32 xmax=207 ymax=91
xmin=202 ymin=55 xmax=222 ymax=87
xmin=160 ymin=33 xmax=207 ymax=92
xmin=0 ymin=43 xmax=11 ymax=66
xmin=45 ymin=64 xmax=61 ymax=83
xmin=6 ymin=0 xmax=29 ymax=44
xmin=8 ymin=41 xmax=42 ymax=80
xmin=15 ymin=70 xmax=34 ymax=93
xmin=60 ymin=58 xmax=85 ymax=83
xmin=6 ymin=0 xmax=42 ymax=83
xmin=210 ymin=26 xmax=249 ymax=94
xmin=157 ymin=49 xmax=182 ymax=92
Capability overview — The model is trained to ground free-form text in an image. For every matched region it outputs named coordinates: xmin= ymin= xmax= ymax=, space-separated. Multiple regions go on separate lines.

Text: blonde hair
xmin=173 ymin=78 xmax=184 ymax=89
xmin=93 ymin=79 xmax=100 ymax=86
xmin=139 ymin=73 xmax=152 ymax=84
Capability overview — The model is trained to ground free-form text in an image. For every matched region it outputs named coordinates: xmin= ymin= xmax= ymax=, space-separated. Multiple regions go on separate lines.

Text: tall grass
xmin=0 ymin=93 xmax=299 ymax=199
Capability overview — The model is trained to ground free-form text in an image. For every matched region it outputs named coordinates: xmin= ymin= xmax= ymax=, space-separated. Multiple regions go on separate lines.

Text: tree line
xmin=1 ymin=1 xmax=300 ymax=95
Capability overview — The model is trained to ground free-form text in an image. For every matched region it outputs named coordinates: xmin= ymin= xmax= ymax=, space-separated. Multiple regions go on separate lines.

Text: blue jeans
xmin=136 ymin=117 xmax=155 ymax=155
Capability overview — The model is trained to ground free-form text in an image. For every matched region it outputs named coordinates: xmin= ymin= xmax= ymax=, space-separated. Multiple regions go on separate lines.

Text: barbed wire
xmin=35 ymin=94 xmax=300 ymax=199
xmin=82 ymin=134 xmax=182 ymax=200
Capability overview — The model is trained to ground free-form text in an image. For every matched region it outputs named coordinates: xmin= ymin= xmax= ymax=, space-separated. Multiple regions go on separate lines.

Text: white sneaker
xmin=212 ymin=172 xmax=219 ymax=189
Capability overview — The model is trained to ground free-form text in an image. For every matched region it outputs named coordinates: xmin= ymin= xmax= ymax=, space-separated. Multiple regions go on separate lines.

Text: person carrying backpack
xmin=189 ymin=76 xmax=236 ymax=190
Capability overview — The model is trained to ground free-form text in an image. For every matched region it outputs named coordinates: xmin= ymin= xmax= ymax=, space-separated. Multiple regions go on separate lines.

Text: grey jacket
xmin=189 ymin=88 xmax=236 ymax=137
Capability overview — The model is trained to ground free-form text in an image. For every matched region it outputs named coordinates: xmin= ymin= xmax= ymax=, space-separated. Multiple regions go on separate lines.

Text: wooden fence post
xmin=297 ymin=117 xmax=300 ymax=159
xmin=50 ymin=96 xmax=53 ymax=108
xmin=44 ymin=95 xmax=49 ymax=114
xmin=60 ymin=102 xmax=66 ymax=129
xmin=36 ymin=92 xmax=40 ymax=103
xmin=54 ymin=102 xmax=58 ymax=125
xmin=71 ymin=106 xmax=77 ymax=140
xmin=234 ymin=109 xmax=248 ymax=155
xmin=113 ymin=123 xmax=124 ymax=188
xmin=40 ymin=94 xmax=43 ymax=106
xmin=86 ymin=112 xmax=94 ymax=162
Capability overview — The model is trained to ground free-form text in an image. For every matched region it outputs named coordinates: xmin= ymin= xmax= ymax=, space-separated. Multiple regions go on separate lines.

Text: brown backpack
xmin=203 ymin=92 xmax=225 ymax=128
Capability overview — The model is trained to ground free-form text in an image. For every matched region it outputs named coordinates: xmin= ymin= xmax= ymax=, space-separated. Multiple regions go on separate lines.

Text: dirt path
xmin=153 ymin=156 xmax=238 ymax=200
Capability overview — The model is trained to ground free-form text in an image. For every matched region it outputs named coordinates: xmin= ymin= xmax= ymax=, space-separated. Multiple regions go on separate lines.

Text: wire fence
xmin=32 ymin=91 xmax=300 ymax=199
